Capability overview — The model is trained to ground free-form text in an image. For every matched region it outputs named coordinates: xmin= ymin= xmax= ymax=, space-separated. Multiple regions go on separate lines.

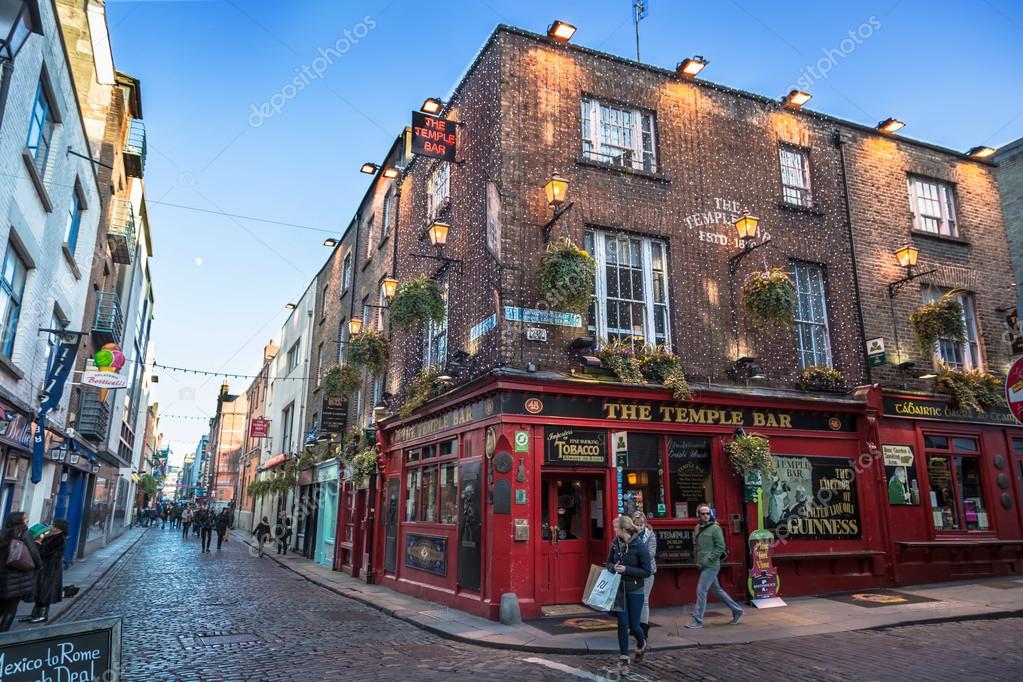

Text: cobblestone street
xmin=56 ymin=529 xmax=1023 ymax=681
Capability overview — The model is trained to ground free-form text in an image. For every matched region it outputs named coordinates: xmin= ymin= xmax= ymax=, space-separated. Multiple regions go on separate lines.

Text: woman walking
xmin=607 ymin=514 xmax=651 ymax=672
xmin=252 ymin=516 xmax=272 ymax=558
xmin=0 ymin=512 xmax=41 ymax=631
xmin=27 ymin=519 xmax=67 ymax=624
xmin=631 ymin=511 xmax=657 ymax=639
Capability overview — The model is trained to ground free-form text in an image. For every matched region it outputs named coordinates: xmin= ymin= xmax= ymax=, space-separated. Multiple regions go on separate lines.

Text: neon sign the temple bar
xmin=411 ymin=111 xmax=457 ymax=162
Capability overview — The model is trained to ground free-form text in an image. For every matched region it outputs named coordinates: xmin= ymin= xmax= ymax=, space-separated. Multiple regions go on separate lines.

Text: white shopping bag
xmin=583 ymin=569 xmax=622 ymax=612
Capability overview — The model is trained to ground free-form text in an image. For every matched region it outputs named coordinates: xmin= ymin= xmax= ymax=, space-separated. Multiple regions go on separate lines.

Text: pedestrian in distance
xmin=252 ymin=516 xmax=272 ymax=558
xmin=215 ymin=508 xmax=231 ymax=550
xmin=686 ymin=504 xmax=744 ymax=629
xmin=0 ymin=511 xmax=41 ymax=631
xmin=195 ymin=505 xmax=213 ymax=553
xmin=25 ymin=519 xmax=67 ymax=624
xmin=160 ymin=504 xmax=167 ymax=530
xmin=631 ymin=510 xmax=657 ymax=640
xmin=275 ymin=510 xmax=292 ymax=555
xmin=607 ymin=514 xmax=651 ymax=672
xmin=181 ymin=505 xmax=193 ymax=539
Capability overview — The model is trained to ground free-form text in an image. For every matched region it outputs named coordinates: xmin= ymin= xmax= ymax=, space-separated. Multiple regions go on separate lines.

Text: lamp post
xmin=541 ymin=172 xmax=573 ymax=243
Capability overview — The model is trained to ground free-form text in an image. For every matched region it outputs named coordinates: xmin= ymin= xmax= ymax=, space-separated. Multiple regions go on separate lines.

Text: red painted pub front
xmin=344 ymin=372 xmax=1016 ymax=622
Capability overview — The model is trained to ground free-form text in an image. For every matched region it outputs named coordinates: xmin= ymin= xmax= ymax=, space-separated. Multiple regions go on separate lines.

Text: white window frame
xmin=338 ymin=322 xmax=348 ymax=364
xmin=585 ymin=229 xmax=670 ymax=347
xmin=286 ymin=340 xmax=300 ymax=374
xmin=791 ymin=261 xmax=833 ymax=369
xmin=424 ymin=279 xmax=448 ymax=368
xmin=426 ymin=163 xmax=449 ymax=220
xmin=341 ymin=252 xmax=352 ymax=291
xmin=779 ymin=145 xmax=813 ymax=208
xmin=364 ymin=214 xmax=375 ymax=259
xmin=316 ymin=341 xmax=324 ymax=387
xmin=909 ymin=176 xmax=957 ymax=237
xmin=382 ymin=184 xmax=397 ymax=239
xmin=921 ymin=286 xmax=982 ymax=370
xmin=581 ymin=98 xmax=657 ymax=173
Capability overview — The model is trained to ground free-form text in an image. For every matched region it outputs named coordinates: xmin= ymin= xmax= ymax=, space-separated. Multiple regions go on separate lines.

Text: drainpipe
xmin=834 ymin=131 xmax=872 ymax=385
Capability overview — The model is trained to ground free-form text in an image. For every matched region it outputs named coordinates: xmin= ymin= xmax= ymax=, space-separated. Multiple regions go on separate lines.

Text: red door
xmin=540 ymin=475 xmax=605 ymax=604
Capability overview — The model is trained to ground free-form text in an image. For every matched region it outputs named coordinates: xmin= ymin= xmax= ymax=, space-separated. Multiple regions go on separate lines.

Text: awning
xmin=263 ymin=453 xmax=290 ymax=469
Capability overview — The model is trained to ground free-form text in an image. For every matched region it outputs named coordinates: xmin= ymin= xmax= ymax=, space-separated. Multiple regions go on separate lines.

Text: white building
xmin=0 ymin=0 xmax=103 ymax=528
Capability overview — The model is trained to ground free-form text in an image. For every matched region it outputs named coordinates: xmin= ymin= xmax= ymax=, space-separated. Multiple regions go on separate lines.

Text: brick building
xmin=995 ymin=138 xmax=1023 ymax=302
xmin=237 ymin=341 xmax=275 ymax=531
xmin=206 ymin=381 xmax=247 ymax=510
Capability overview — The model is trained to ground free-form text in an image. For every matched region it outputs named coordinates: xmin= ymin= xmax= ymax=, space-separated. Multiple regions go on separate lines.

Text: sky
xmin=102 ymin=0 xmax=1023 ymax=464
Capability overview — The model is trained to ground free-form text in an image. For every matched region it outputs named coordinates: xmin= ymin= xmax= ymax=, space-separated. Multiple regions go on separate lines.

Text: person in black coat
xmin=215 ymin=509 xmax=231 ymax=550
xmin=606 ymin=514 xmax=652 ymax=672
xmin=252 ymin=517 xmax=271 ymax=558
xmin=0 ymin=511 xmax=41 ymax=631
xmin=26 ymin=519 xmax=68 ymax=624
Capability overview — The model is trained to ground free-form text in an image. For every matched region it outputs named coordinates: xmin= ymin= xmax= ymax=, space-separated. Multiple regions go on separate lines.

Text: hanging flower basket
xmin=348 ymin=329 xmax=390 ymax=374
xmin=725 ymin=432 xmax=777 ymax=479
xmin=640 ymin=345 xmax=693 ymax=401
xmin=741 ymin=268 xmax=796 ymax=328
xmin=597 ymin=339 xmax=646 ymax=384
xmin=400 ymin=366 xmax=444 ymax=417
xmin=348 ymin=449 xmax=379 ymax=489
xmin=538 ymin=237 xmax=596 ymax=314
xmin=794 ymin=366 xmax=847 ymax=394
xmin=909 ymin=293 xmax=965 ymax=356
xmin=389 ymin=276 xmax=446 ymax=331
xmin=322 ymin=363 xmax=361 ymax=399
xmin=935 ymin=364 xmax=1004 ymax=413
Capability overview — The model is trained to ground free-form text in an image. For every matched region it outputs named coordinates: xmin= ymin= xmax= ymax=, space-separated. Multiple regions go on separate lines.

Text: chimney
xmin=263 ymin=340 xmax=279 ymax=364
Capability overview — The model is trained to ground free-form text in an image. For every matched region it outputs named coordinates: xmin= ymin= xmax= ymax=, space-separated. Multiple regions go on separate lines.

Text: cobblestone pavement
xmin=61 ymin=529 xmax=1023 ymax=681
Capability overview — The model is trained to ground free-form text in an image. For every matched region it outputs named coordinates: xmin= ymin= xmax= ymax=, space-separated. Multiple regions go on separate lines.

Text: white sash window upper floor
xmin=909 ymin=176 xmax=957 ymax=237
xmin=581 ymin=98 xmax=657 ymax=173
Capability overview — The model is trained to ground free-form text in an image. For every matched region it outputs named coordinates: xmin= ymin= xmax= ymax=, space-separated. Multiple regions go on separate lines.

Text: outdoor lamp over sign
xmin=783 ymin=90 xmax=812 ymax=108
xmin=0 ymin=1 xmax=39 ymax=62
xmin=544 ymin=172 xmax=569 ymax=208
xmin=421 ymin=97 xmax=444 ymax=115
xmin=360 ymin=162 xmax=379 ymax=175
xmin=894 ymin=243 xmax=919 ymax=269
xmin=381 ymin=276 xmax=398 ymax=300
xmin=877 ymin=117 xmax=905 ymax=134
xmin=967 ymin=145 xmax=996 ymax=159
xmin=676 ymin=56 xmax=708 ymax=78
xmin=427 ymin=221 xmax=450 ymax=246
xmin=382 ymin=167 xmax=400 ymax=179
xmin=348 ymin=318 xmax=363 ymax=336
xmin=547 ymin=20 xmax=576 ymax=42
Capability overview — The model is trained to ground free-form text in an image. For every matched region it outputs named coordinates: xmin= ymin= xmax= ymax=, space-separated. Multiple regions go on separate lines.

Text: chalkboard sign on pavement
xmin=0 ymin=617 xmax=121 ymax=682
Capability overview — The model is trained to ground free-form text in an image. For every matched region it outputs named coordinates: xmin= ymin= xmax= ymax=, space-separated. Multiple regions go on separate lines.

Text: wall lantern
xmin=348 ymin=318 xmax=363 ymax=336
xmin=967 ymin=145 xmax=995 ymax=159
xmin=421 ymin=97 xmax=444 ymax=115
xmin=888 ymin=243 xmax=935 ymax=298
xmin=382 ymin=167 xmax=400 ymax=179
xmin=783 ymin=89 xmax=812 ymax=108
xmin=547 ymin=20 xmax=576 ymax=42
xmin=894 ymin=243 xmax=919 ymax=269
xmin=427 ymin=221 xmax=450 ymax=246
xmin=544 ymin=172 xmax=569 ymax=208
xmin=727 ymin=212 xmax=768 ymax=274
xmin=676 ymin=56 xmax=708 ymax=78
xmin=877 ymin=117 xmax=905 ymax=134
xmin=381 ymin=276 xmax=399 ymax=300
xmin=360 ymin=162 xmax=379 ymax=175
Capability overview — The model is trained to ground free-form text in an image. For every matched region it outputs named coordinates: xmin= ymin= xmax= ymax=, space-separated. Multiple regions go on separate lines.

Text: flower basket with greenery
xmin=794 ymin=366 xmax=847 ymax=393
xmin=597 ymin=338 xmax=646 ymax=385
xmin=322 ymin=363 xmax=361 ymax=399
xmin=538 ymin=237 xmax=596 ymax=314
xmin=935 ymin=364 xmax=1004 ymax=413
xmin=248 ymin=479 xmax=268 ymax=499
xmin=640 ymin=345 xmax=693 ymax=401
xmin=725 ymin=432 xmax=777 ymax=479
xmin=389 ymin=276 xmax=446 ymax=331
xmin=741 ymin=268 xmax=796 ymax=328
xmin=909 ymin=293 xmax=965 ymax=356
xmin=400 ymin=366 xmax=444 ymax=417
xmin=140 ymin=473 xmax=159 ymax=496
xmin=348 ymin=329 xmax=390 ymax=373
xmin=348 ymin=449 xmax=379 ymax=488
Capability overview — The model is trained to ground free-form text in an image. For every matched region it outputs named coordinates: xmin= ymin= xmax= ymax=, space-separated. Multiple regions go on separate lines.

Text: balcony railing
xmin=123 ymin=118 xmax=146 ymax=178
xmin=76 ymin=389 xmax=110 ymax=443
xmin=107 ymin=198 xmax=137 ymax=264
xmin=92 ymin=291 xmax=124 ymax=347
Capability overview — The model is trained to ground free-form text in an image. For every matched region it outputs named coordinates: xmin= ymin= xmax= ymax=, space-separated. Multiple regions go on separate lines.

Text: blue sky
xmin=104 ymin=0 xmax=1023 ymax=460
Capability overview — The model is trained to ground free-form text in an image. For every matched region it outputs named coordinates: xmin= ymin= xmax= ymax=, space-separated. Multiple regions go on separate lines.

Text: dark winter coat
xmin=252 ymin=522 xmax=271 ymax=541
xmin=34 ymin=532 xmax=66 ymax=606
xmin=215 ymin=511 xmax=231 ymax=533
xmin=0 ymin=529 xmax=42 ymax=601
xmin=605 ymin=534 xmax=652 ymax=594
xmin=193 ymin=510 xmax=213 ymax=530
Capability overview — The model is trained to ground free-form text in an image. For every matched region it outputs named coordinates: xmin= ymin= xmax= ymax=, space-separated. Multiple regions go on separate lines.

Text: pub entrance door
xmin=539 ymin=474 xmax=607 ymax=604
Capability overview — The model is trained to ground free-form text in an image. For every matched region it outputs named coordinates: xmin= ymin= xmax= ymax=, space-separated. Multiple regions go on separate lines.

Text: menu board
xmin=668 ymin=437 xmax=711 ymax=519
xmin=654 ymin=527 xmax=694 ymax=566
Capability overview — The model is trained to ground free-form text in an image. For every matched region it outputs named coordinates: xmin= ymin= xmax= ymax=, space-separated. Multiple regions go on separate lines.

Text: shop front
xmin=0 ymin=400 xmax=34 ymax=521
xmin=376 ymin=376 xmax=880 ymax=620
xmin=867 ymin=387 xmax=1023 ymax=584
xmin=314 ymin=460 xmax=339 ymax=568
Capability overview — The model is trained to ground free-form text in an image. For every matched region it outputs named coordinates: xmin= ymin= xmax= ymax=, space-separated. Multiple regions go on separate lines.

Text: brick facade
xmin=995 ymin=138 xmax=1023 ymax=310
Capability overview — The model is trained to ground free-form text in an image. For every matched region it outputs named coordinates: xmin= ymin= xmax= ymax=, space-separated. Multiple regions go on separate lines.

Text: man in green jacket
xmin=686 ymin=504 xmax=744 ymax=629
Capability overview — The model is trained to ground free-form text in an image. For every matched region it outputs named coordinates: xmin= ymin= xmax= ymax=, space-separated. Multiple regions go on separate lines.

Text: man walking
xmin=215 ymin=508 xmax=231 ymax=551
xmin=181 ymin=505 xmax=193 ymax=539
xmin=276 ymin=510 xmax=292 ymax=555
xmin=195 ymin=505 xmax=213 ymax=553
xmin=686 ymin=504 xmax=744 ymax=629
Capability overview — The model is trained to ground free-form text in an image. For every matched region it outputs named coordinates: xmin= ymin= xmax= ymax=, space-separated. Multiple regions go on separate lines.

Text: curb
xmin=50 ymin=528 xmax=149 ymax=625
xmin=243 ymin=536 xmax=1023 ymax=655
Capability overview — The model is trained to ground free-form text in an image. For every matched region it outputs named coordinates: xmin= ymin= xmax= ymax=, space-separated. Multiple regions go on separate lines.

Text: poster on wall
xmin=457 ymin=461 xmax=482 ymax=590
xmin=882 ymin=445 xmax=920 ymax=505
xmin=405 ymin=533 xmax=448 ymax=576
xmin=764 ymin=456 xmax=861 ymax=540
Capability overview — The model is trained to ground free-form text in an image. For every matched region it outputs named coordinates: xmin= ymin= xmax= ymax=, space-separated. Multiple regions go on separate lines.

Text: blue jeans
xmin=693 ymin=567 xmax=743 ymax=624
xmin=616 ymin=590 xmax=646 ymax=656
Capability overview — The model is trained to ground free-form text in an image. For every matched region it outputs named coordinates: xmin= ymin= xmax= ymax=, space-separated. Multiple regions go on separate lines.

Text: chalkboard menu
xmin=655 ymin=527 xmax=695 ymax=566
xmin=668 ymin=437 xmax=711 ymax=519
xmin=0 ymin=617 xmax=121 ymax=682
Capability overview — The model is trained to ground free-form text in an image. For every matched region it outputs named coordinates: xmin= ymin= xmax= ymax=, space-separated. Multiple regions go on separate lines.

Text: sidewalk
xmin=9 ymin=526 xmax=148 ymax=631
xmin=242 ymin=535 xmax=1023 ymax=654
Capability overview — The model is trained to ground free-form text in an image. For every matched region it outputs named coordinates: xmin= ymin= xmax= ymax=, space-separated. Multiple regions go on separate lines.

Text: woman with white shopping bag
xmin=606 ymin=515 xmax=652 ymax=672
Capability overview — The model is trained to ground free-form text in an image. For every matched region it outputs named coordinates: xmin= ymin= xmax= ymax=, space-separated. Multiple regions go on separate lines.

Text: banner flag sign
xmin=32 ymin=335 xmax=81 ymax=483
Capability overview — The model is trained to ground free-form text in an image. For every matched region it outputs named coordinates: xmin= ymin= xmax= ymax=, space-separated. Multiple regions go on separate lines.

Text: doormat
xmin=982 ymin=581 xmax=1023 ymax=590
xmin=529 ymin=614 xmax=659 ymax=635
xmin=540 ymin=604 xmax=592 ymax=618
xmin=824 ymin=590 xmax=939 ymax=608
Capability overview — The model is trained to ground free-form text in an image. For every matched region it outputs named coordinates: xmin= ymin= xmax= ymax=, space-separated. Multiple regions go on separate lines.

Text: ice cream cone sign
xmin=94 ymin=344 xmax=124 ymax=401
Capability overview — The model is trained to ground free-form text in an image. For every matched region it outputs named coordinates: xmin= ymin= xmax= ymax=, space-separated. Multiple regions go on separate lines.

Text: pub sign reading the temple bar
xmin=411 ymin=111 xmax=457 ymax=162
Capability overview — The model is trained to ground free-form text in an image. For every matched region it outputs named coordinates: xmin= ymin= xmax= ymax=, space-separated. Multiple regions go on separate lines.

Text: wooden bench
xmin=774 ymin=550 xmax=884 ymax=575
xmin=896 ymin=540 xmax=1023 ymax=560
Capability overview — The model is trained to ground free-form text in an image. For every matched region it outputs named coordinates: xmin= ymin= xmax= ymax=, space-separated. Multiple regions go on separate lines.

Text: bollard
xmin=499 ymin=592 xmax=522 ymax=625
